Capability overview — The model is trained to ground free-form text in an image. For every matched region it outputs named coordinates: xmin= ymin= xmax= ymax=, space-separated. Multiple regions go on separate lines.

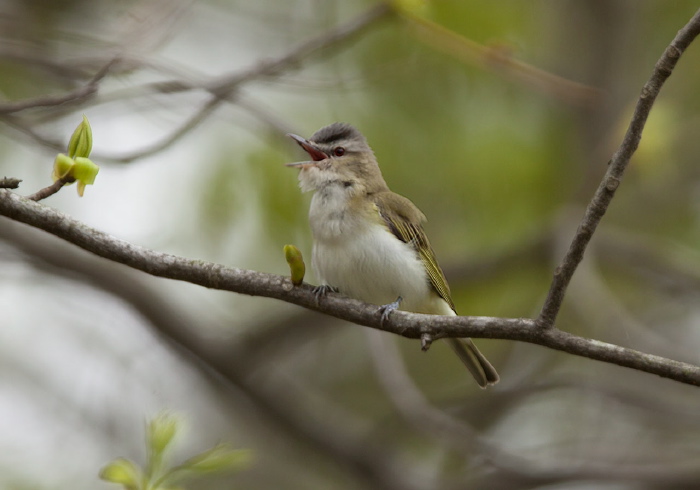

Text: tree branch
xmin=0 ymin=177 xmax=21 ymax=189
xmin=0 ymin=3 xmax=393 ymax=164
xmin=0 ymin=58 xmax=117 ymax=115
xmin=366 ymin=332 xmax=700 ymax=487
xmin=1 ymin=189 xmax=699 ymax=386
xmin=25 ymin=178 xmax=67 ymax=201
xmin=537 ymin=7 xmax=700 ymax=328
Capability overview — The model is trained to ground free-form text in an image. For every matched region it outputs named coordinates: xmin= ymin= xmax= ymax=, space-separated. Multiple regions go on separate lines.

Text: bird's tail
xmin=445 ymin=338 xmax=499 ymax=388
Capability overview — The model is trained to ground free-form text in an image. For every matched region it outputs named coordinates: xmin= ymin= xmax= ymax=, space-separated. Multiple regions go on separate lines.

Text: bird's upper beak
xmin=286 ymin=133 xmax=328 ymax=168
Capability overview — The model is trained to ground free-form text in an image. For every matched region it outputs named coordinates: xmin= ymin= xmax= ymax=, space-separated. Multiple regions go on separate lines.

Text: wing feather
xmin=373 ymin=193 xmax=456 ymax=311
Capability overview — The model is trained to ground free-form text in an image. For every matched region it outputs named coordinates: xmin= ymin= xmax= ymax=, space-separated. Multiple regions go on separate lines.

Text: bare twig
xmin=203 ymin=3 xmax=393 ymax=98
xmin=1 ymin=189 xmax=698 ymax=386
xmin=25 ymin=179 xmax=68 ymax=201
xmin=0 ymin=58 xmax=118 ymax=115
xmin=25 ymin=180 xmax=66 ymax=201
xmin=366 ymin=330 xmax=523 ymax=466
xmin=366 ymin=332 xmax=700 ymax=487
xmin=0 ymin=4 xmax=392 ymax=163
xmin=0 ymin=177 xmax=21 ymax=189
xmin=400 ymin=9 xmax=601 ymax=106
xmin=0 ymin=114 xmax=64 ymax=153
xmin=537 ymin=8 xmax=700 ymax=328
xmin=108 ymin=96 xmax=221 ymax=163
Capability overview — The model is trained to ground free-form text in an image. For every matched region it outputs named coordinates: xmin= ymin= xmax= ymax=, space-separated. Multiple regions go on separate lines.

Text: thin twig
xmin=25 ymin=179 xmax=67 ymax=201
xmin=0 ymin=58 xmax=118 ymax=115
xmin=365 ymin=331 xmax=699 ymax=486
xmin=0 ymin=114 xmax=65 ymax=153
xmin=400 ymin=9 xmax=601 ymax=106
xmin=0 ymin=4 xmax=393 ymax=164
xmin=0 ymin=189 xmax=698 ymax=386
xmin=537 ymin=8 xmax=700 ymax=328
xmin=204 ymin=3 xmax=393 ymax=98
xmin=366 ymin=330 xmax=529 ymax=469
xmin=108 ymin=96 xmax=221 ymax=163
xmin=0 ymin=177 xmax=21 ymax=189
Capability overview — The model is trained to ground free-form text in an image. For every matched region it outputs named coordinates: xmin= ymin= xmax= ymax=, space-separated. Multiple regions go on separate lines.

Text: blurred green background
xmin=1 ymin=1 xmax=700 ymax=489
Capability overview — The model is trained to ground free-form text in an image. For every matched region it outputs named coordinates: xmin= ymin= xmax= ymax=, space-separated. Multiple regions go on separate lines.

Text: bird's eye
xmin=333 ymin=147 xmax=345 ymax=157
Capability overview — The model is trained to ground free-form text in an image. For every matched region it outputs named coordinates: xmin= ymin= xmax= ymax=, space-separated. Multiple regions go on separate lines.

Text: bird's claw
xmin=378 ymin=296 xmax=402 ymax=325
xmin=421 ymin=333 xmax=433 ymax=351
xmin=313 ymin=284 xmax=338 ymax=304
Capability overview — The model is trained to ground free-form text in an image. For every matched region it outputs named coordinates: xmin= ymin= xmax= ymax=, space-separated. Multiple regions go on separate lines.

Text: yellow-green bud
xmin=99 ymin=458 xmax=141 ymax=489
xmin=181 ymin=444 xmax=253 ymax=474
xmin=148 ymin=411 xmax=181 ymax=456
xmin=52 ymin=153 xmax=76 ymax=182
xmin=72 ymin=157 xmax=100 ymax=196
xmin=68 ymin=114 xmax=93 ymax=159
xmin=284 ymin=244 xmax=305 ymax=285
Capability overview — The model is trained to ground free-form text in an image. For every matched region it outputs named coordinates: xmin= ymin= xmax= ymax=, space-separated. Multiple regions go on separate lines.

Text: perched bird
xmin=287 ymin=122 xmax=499 ymax=388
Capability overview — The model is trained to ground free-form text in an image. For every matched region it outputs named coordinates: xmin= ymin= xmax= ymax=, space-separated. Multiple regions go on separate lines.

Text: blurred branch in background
xmin=0 ymin=1 xmax=603 ymax=165
xmin=366 ymin=330 xmax=700 ymax=488
xmin=397 ymin=5 xmax=602 ymax=106
xmin=0 ymin=3 xmax=393 ymax=163
xmin=0 ymin=58 xmax=117 ymax=115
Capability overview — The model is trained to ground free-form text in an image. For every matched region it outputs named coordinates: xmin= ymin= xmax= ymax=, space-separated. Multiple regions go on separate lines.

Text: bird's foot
xmin=313 ymin=284 xmax=338 ymax=304
xmin=420 ymin=333 xmax=433 ymax=351
xmin=378 ymin=296 xmax=402 ymax=325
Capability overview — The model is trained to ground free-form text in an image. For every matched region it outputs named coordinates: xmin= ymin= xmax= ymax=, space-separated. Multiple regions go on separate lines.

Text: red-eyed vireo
xmin=286 ymin=123 xmax=499 ymax=388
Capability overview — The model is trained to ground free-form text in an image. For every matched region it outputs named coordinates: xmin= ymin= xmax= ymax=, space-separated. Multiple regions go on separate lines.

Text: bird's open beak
xmin=286 ymin=133 xmax=328 ymax=168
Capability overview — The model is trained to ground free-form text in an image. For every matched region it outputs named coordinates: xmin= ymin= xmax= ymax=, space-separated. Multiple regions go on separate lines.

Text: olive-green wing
xmin=373 ymin=192 xmax=456 ymax=311
xmin=373 ymin=192 xmax=499 ymax=388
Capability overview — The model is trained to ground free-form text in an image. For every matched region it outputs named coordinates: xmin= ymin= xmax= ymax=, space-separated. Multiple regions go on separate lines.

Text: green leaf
xmin=147 ymin=411 xmax=181 ymax=458
xmin=99 ymin=458 xmax=142 ymax=490
xmin=72 ymin=157 xmax=99 ymax=185
xmin=72 ymin=157 xmax=100 ymax=196
xmin=178 ymin=444 xmax=253 ymax=475
xmin=67 ymin=114 xmax=93 ymax=159
xmin=52 ymin=153 xmax=75 ymax=182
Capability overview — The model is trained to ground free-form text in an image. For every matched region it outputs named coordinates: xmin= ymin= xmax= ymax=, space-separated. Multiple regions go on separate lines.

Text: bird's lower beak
xmin=285 ymin=160 xmax=317 ymax=169
xmin=287 ymin=133 xmax=328 ymax=162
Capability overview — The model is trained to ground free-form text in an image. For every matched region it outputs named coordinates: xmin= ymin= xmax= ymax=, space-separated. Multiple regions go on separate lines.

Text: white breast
xmin=308 ymin=185 xmax=444 ymax=313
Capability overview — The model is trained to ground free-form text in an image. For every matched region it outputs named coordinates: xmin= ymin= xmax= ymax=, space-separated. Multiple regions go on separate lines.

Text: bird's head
xmin=287 ymin=122 xmax=387 ymax=194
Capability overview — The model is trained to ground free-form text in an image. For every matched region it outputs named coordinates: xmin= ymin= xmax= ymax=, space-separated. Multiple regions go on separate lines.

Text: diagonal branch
xmin=102 ymin=3 xmax=393 ymax=163
xmin=399 ymin=8 xmax=601 ymax=106
xmin=0 ymin=3 xmax=393 ymax=164
xmin=1 ymin=189 xmax=699 ymax=386
xmin=537 ymin=7 xmax=700 ymax=328
xmin=0 ymin=58 xmax=117 ymax=115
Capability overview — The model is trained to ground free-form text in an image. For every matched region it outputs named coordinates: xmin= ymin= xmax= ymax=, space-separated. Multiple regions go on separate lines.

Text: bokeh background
xmin=1 ymin=1 xmax=700 ymax=489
